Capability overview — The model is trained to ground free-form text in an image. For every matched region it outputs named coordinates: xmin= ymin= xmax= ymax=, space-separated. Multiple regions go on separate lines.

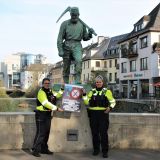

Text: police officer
xmin=31 ymin=78 xmax=63 ymax=157
xmin=82 ymin=75 xmax=116 ymax=158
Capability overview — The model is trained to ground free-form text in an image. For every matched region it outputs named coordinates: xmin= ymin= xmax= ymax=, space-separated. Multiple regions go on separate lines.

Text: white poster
xmin=61 ymin=84 xmax=83 ymax=112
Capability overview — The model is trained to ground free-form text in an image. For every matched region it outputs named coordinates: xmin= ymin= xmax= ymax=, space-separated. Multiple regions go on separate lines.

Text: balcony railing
xmin=91 ymin=67 xmax=107 ymax=71
xmin=127 ymin=49 xmax=138 ymax=58
xmin=104 ymin=53 xmax=119 ymax=58
xmin=121 ymin=48 xmax=138 ymax=58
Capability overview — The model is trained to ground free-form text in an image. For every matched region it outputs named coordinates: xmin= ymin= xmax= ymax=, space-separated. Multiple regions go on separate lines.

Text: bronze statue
xmin=57 ymin=6 xmax=97 ymax=84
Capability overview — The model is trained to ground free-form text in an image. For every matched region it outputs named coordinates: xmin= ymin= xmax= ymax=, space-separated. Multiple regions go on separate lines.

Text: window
xmin=158 ymin=55 xmax=160 ymax=67
xmin=135 ymin=24 xmax=143 ymax=32
xmin=96 ymin=61 xmax=100 ymax=67
xmin=12 ymin=64 xmax=18 ymax=70
xmin=88 ymin=61 xmax=89 ymax=68
xmin=141 ymin=23 xmax=144 ymax=29
xmin=140 ymin=57 xmax=148 ymax=70
xmin=121 ymin=44 xmax=128 ymax=57
xmin=88 ymin=73 xmax=89 ymax=80
xmin=104 ymin=61 xmax=107 ymax=68
xmin=0 ymin=73 xmax=3 ymax=78
xmin=121 ymin=62 xmax=127 ymax=73
xmin=115 ymin=72 xmax=117 ymax=81
xmin=135 ymin=26 xmax=137 ymax=32
xmin=83 ymin=74 xmax=85 ymax=81
xmin=130 ymin=60 xmax=136 ymax=72
xmin=121 ymin=44 xmax=128 ymax=49
xmin=109 ymin=73 xmax=112 ymax=82
xmin=115 ymin=59 xmax=117 ymax=67
xmin=116 ymin=48 xmax=119 ymax=54
xmin=13 ymin=72 xmax=20 ymax=84
xmin=109 ymin=60 xmax=112 ymax=68
xmin=132 ymin=43 xmax=137 ymax=53
xmin=83 ymin=62 xmax=85 ymax=69
xmin=9 ymin=75 xmax=12 ymax=88
xmin=138 ymin=24 xmax=142 ymax=30
xmin=108 ymin=49 xmax=111 ymax=55
xmin=140 ymin=36 xmax=148 ymax=48
xmin=111 ymin=49 xmax=115 ymax=54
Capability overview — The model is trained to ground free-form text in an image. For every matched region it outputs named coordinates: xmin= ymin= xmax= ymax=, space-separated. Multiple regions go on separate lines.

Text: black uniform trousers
xmin=32 ymin=111 xmax=52 ymax=153
xmin=88 ymin=110 xmax=109 ymax=154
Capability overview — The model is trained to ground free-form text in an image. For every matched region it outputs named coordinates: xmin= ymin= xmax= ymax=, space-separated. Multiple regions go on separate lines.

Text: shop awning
xmin=153 ymin=82 xmax=160 ymax=87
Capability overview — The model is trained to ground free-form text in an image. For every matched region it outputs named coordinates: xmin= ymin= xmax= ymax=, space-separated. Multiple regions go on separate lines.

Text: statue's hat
xmin=70 ymin=7 xmax=79 ymax=15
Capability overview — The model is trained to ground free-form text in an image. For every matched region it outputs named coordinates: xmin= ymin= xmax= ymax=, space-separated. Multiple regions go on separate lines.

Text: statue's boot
xmin=63 ymin=76 xmax=69 ymax=84
xmin=75 ymin=74 xmax=81 ymax=84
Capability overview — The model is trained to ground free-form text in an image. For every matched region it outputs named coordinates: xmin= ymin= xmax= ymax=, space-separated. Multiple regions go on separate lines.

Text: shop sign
xmin=123 ymin=74 xmax=133 ymax=78
xmin=123 ymin=73 xmax=143 ymax=79
xmin=134 ymin=73 xmax=143 ymax=77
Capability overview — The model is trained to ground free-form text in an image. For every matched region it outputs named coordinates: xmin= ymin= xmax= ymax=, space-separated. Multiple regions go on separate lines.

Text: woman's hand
xmin=104 ymin=107 xmax=111 ymax=114
xmin=57 ymin=108 xmax=64 ymax=112
xmin=81 ymin=88 xmax=86 ymax=96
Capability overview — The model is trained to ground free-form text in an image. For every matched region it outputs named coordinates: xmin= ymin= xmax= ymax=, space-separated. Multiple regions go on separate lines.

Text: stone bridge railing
xmin=0 ymin=106 xmax=160 ymax=151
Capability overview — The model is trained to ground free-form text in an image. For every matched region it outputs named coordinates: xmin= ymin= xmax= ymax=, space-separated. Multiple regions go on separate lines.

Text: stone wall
xmin=0 ymin=109 xmax=160 ymax=151
xmin=109 ymin=113 xmax=160 ymax=149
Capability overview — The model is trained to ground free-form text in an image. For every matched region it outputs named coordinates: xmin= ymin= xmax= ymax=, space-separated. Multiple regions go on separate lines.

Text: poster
xmin=61 ymin=84 xmax=83 ymax=112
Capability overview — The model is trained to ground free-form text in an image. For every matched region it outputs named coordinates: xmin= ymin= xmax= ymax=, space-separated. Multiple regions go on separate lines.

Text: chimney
xmin=90 ymin=49 xmax=97 ymax=56
xmin=98 ymin=36 xmax=105 ymax=45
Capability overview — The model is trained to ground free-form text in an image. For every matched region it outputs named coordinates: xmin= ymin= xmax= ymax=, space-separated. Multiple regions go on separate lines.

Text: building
xmin=21 ymin=64 xmax=52 ymax=90
xmin=103 ymin=34 xmax=128 ymax=93
xmin=49 ymin=61 xmax=63 ymax=84
xmin=0 ymin=62 xmax=7 ymax=86
xmin=4 ymin=54 xmax=21 ymax=88
xmin=51 ymin=36 xmax=110 ymax=85
xmin=20 ymin=53 xmax=47 ymax=70
xmin=118 ymin=3 xmax=160 ymax=99
xmin=82 ymin=36 xmax=110 ymax=84
xmin=0 ymin=52 xmax=47 ymax=89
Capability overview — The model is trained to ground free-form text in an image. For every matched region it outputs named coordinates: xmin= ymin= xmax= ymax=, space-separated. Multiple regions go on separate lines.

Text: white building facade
xmin=0 ymin=53 xmax=48 ymax=89
xmin=119 ymin=3 xmax=160 ymax=98
xmin=21 ymin=70 xmax=47 ymax=90
xmin=81 ymin=36 xmax=109 ymax=84
xmin=4 ymin=54 xmax=21 ymax=88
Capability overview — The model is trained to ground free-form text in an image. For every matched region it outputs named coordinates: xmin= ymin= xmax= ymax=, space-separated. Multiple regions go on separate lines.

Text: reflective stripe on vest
xmin=89 ymin=88 xmax=109 ymax=108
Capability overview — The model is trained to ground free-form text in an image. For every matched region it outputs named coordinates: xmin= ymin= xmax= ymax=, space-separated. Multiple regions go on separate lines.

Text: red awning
xmin=153 ymin=82 xmax=160 ymax=87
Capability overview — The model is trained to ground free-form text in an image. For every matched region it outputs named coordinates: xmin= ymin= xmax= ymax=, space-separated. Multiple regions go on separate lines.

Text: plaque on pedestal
xmin=61 ymin=84 xmax=83 ymax=112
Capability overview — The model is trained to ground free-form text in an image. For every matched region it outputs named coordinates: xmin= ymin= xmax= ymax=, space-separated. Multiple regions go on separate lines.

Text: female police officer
xmin=82 ymin=75 xmax=116 ymax=158
xmin=31 ymin=78 xmax=63 ymax=157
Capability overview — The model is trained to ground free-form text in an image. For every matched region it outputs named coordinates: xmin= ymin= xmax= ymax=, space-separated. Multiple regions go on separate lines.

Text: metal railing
xmin=113 ymin=99 xmax=160 ymax=113
xmin=0 ymin=98 xmax=160 ymax=113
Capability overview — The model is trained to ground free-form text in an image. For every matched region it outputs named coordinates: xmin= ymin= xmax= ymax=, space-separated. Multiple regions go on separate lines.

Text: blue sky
xmin=0 ymin=0 xmax=160 ymax=63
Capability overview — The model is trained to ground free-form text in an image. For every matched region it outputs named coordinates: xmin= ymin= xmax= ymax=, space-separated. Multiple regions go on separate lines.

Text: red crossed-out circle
xmin=70 ymin=88 xmax=81 ymax=99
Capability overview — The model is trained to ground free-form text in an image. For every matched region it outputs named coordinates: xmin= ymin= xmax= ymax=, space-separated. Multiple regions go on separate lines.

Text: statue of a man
xmin=57 ymin=7 xmax=94 ymax=84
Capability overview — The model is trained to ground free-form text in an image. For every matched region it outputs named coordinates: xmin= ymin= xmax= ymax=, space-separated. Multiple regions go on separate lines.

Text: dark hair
xmin=42 ymin=78 xmax=50 ymax=84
